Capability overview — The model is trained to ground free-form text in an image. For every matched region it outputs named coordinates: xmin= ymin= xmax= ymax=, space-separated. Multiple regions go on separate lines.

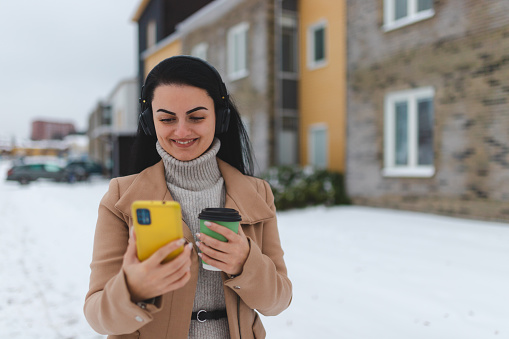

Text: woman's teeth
xmin=176 ymin=140 xmax=193 ymax=145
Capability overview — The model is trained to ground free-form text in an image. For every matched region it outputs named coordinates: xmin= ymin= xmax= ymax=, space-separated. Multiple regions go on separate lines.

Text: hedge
xmin=261 ymin=166 xmax=351 ymax=211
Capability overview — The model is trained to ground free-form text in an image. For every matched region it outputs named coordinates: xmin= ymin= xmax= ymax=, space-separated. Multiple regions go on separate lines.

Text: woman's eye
xmin=190 ymin=117 xmax=205 ymax=121
xmin=160 ymin=118 xmax=175 ymax=123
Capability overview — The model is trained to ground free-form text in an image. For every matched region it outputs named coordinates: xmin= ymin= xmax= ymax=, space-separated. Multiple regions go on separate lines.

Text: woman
xmin=84 ymin=56 xmax=292 ymax=339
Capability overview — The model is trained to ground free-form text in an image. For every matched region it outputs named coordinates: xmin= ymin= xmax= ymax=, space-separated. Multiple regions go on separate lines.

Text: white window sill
xmin=383 ymin=9 xmax=435 ymax=32
xmin=382 ymin=166 xmax=435 ymax=178
xmin=228 ymin=69 xmax=249 ymax=82
xmin=307 ymin=59 xmax=327 ymax=71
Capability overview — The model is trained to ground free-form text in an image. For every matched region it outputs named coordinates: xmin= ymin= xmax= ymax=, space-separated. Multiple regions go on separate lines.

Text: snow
xmin=1 ymin=158 xmax=508 ymax=338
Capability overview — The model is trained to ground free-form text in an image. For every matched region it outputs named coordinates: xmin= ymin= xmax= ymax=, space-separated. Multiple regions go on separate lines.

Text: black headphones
xmin=138 ymin=55 xmax=231 ymax=136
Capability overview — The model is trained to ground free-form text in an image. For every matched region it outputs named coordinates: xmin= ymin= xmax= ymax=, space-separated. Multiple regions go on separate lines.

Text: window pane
xmin=417 ymin=98 xmax=434 ymax=165
xmin=311 ymin=128 xmax=327 ymax=168
xmin=234 ymin=33 xmax=241 ymax=72
xmin=282 ymin=28 xmax=297 ymax=72
xmin=395 ymin=0 xmax=408 ymax=20
xmin=418 ymin=0 xmax=433 ymax=11
xmin=395 ymin=101 xmax=408 ymax=165
xmin=314 ymin=27 xmax=325 ymax=62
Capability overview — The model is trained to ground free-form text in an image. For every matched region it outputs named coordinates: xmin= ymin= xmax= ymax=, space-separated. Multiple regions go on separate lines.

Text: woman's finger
xmin=197 ymin=240 xmax=229 ymax=262
xmin=203 ymin=221 xmax=239 ymax=242
xmin=160 ymin=243 xmax=193 ymax=276
xmin=146 ymin=238 xmax=186 ymax=266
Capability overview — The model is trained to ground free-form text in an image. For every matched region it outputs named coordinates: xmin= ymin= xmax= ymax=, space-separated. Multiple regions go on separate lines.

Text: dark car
xmin=6 ymin=163 xmax=72 ymax=185
xmin=65 ymin=161 xmax=103 ymax=181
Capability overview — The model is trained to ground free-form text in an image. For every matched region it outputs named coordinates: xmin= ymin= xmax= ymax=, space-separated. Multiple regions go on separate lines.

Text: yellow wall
xmin=298 ymin=0 xmax=346 ymax=172
xmin=143 ymin=39 xmax=182 ymax=78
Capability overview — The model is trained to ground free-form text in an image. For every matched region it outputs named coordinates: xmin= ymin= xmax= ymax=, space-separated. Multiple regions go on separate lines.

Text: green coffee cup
xmin=198 ymin=208 xmax=242 ymax=271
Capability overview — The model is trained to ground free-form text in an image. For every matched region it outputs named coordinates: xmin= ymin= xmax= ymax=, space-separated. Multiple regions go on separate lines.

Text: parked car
xmin=6 ymin=163 xmax=73 ymax=185
xmin=65 ymin=161 xmax=103 ymax=180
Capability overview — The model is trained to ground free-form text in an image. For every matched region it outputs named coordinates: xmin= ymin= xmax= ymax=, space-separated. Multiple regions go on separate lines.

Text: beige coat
xmin=84 ymin=159 xmax=292 ymax=338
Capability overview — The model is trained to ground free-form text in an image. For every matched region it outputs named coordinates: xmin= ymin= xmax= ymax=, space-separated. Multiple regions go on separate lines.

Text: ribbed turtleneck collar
xmin=155 ymin=138 xmax=222 ymax=191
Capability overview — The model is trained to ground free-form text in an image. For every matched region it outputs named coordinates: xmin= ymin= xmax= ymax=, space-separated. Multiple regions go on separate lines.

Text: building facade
xmin=298 ymin=0 xmax=347 ymax=172
xmin=88 ymin=78 xmax=139 ymax=177
xmin=346 ymin=0 xmax=509 ymax=221
xmin=88 ymin=101 xmax=113 ymax=174
xmin=31 ymin=120 xmax=76 ymax=141
xmin=179 ymin=0 xmax=277 ymax=172
xmin=133 ymin=0 xmax=309 ymax=173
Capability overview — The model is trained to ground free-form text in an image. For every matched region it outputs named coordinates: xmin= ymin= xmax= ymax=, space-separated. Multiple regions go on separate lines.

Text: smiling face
xmin=152 ymin=84 xmax=216 ymax=161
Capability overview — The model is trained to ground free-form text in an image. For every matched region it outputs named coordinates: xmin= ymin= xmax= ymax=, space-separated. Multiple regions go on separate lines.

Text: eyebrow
xmin=156 ymin=107 xmax=208 ymax=115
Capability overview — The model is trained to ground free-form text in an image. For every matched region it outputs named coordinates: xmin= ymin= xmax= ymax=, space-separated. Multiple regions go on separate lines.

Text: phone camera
xmin=136 ymin=208 xmax=151 ymax=225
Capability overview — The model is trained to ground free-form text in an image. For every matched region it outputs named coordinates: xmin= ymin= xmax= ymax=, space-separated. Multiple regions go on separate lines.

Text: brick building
xmin=31 ymin=120 xmax=76 ymax=140
xmin=346 ymin=0 xmax=509 ymax=221
xmin=134 ymin=0 xmax=301 ymax=173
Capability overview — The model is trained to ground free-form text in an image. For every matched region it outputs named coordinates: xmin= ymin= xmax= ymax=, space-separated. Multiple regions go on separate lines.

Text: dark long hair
xmin=128 ymin=56 xmax=254 ymax=176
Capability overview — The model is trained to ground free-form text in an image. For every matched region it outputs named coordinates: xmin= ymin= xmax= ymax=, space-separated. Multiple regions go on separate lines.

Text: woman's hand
xmin=195 ymin=222 xmax=249 ymax=276
xmin=122 ymin=228 xmax=193 ymax=303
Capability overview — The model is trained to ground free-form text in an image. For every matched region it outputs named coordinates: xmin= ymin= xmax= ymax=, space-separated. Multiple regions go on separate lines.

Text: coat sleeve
xmin=83 ymin=179 xmax=162 ymax=335
xmin=224 ymin=179 xmax=292 ymax=316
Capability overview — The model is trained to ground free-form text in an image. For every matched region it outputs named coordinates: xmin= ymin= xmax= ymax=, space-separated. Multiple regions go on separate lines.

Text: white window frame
xmin=383 ymin=0 xmax=435 ymax=32
xmin=307 ymin=19 xmax=327 ymax=70
xmin=308 ymin=123 xmax=328 ymax=168
xmin=227 ymin=22 xmax=249 ymax=81
xmin=191 ymin=42 xmax=208 ymax=61
xmin=383 ymin=87 xmax=435 ymax=177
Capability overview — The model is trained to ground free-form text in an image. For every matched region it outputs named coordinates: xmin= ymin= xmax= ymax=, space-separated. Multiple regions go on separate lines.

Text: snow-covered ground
xmin=1 ymin=158 xmax=508 ymax=339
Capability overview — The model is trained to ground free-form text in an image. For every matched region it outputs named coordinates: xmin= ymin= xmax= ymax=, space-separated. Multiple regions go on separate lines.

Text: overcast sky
xmin=0 ymin=0 xmax=139 ymax=140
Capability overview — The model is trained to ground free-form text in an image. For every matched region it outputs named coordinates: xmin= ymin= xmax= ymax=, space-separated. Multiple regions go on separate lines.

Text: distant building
xmin=88 ymin=101 xmax=113 ymax=175
xmin=88 ymin=78 xmax=139 ymax=178
xmin=132 ymin=0 xmax=309 ymax=173
xmin=132 ymin=0 xmax=214 ymax=89
xmin=346 ymin=0 xmax=509 ymax=221
xmin=31 ymin=120 xmax=76 ymax=140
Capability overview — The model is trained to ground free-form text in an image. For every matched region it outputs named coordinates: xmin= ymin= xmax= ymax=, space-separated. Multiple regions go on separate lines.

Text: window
xmin=307 ymin=20 xmax=327 ymax=70
xmin=281 ymin=13 xmax=298 ymax=74
xmin=383 ymin=87 xmax=435 ymax=177
xmin=309 ymin=124 xmax=328 ymax=168
xmin=146 ymin=20 xmax=157 ymax=49
xmin=383 ymin=0 xmax=434 ymax=31
xmin=227 ymin=22 xmax=249 ymax=80
xmin=191 ymin=42 xmax=208 ymax=61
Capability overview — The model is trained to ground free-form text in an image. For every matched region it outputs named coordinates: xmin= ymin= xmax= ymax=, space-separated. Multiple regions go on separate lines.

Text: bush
xmin=261 ymin=166 xmax=350 ymax=211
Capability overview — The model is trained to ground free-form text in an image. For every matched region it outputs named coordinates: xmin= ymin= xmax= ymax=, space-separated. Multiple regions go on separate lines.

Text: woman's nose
xmin=174 ymin=122 xmax=191 ymax=137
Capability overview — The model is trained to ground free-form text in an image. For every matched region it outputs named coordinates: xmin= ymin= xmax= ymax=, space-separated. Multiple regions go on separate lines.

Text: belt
xmin=191 ymin=309 xmax=228 ymax=322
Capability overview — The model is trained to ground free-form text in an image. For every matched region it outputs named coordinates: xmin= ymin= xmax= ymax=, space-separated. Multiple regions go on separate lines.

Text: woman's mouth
xmin=172 ymin=138 xmax=197 ymax=147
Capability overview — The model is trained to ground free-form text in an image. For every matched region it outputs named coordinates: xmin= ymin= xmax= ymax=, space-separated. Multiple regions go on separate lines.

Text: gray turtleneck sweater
xmin=156 ymin=138 xmax=230 ymax=339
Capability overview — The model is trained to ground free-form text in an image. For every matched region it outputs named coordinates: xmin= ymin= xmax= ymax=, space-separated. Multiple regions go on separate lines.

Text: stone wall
xmin=346 ymin=0 xmax=509 ymax=221
xmin=181 ymin=0 xmax=275 ymax=173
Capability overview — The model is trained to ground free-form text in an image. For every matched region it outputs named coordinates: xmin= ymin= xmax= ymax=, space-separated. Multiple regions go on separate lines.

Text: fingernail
xmin=204 ymin=221 xmax=212 ymax=227
xmin=195 ymin=233 xmax=201 ymax=238
xmin=177 ymin=239 xmax=185 ymax=245
xmin=198 ymin=253 xmax=202 ymax=258
xmin=188 ymin=242 xmax=194 ymax=250
xmin=195 ymin=241 xmax=201 ymax=248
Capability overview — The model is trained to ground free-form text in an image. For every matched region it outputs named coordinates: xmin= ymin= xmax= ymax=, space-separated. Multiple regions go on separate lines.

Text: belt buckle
xmin=197 ymin=309 xmax=207 ymax=322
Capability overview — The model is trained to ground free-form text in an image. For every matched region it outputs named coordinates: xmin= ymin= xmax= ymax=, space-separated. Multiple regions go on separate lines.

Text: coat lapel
xmin=114 ymin=161 xmax=194 ymax=241
xmin=217 ymin=159 xmax=274 ymax=224
xmin=114 ymin=159 xmax=274 ymax=228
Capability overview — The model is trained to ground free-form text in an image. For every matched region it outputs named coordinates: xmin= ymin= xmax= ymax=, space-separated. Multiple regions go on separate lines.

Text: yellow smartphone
xmin=131 ymin=200 xmax=184 ymax=263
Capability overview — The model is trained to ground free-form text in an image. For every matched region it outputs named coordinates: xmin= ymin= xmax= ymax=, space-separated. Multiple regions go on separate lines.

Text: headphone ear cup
xmin=139 ymin=108 xmax=156 ymax=136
